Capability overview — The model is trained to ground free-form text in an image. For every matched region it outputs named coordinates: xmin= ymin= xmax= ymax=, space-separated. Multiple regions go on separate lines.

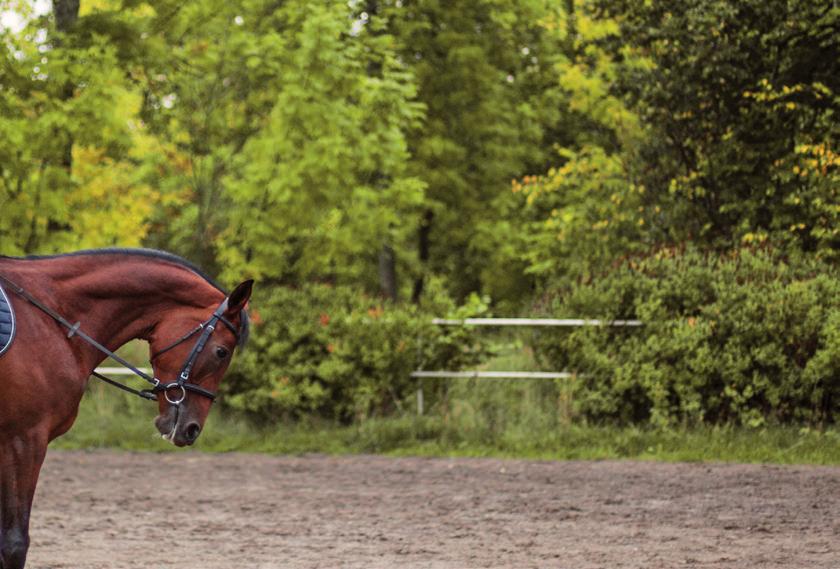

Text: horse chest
xmin=0 ymin=282 xmax=15 ymax=357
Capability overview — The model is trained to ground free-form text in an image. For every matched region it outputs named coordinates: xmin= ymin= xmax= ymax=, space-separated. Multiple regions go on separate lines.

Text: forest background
xmin=1 ymin=0 xmax=839 ymax=459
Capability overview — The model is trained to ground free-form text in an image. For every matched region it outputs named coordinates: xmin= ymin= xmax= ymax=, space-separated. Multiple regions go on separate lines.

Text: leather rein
xmin=0 ymin=274 xmax=240 ymax=407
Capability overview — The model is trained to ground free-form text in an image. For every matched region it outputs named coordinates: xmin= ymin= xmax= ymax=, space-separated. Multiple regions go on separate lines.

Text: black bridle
xmin=148 ymin=299 xmax=240 ymax=405
xmin=0 ymin=274 xmax=240 ymax=407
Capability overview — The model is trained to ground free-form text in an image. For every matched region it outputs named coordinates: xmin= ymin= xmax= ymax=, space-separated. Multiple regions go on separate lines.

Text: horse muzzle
xmin=154 ymin=408 xmax=202 ymax=447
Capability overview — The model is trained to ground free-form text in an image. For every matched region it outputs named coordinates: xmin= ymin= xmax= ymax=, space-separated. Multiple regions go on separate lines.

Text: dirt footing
xmin=27 ymin=450 xmax=840 ymax=568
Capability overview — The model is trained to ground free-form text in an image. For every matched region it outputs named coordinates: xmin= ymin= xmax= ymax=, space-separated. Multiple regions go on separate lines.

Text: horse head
xmin=149 ymin=279 xmax=253 ymax=446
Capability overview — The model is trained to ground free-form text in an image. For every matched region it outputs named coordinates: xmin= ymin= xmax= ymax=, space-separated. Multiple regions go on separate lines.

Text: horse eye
xmin=215 ymin=347 xmax=229 ymax=359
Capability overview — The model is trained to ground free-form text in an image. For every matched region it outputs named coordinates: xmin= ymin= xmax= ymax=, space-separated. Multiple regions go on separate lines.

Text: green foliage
xmin=0 ymin=3 xmax=160 ymax=253
xmin=519 ymin=0 xmax=839 ymax=289
xmin=427 ymin=346 xmax=571 ymax=447
xmin=535 ymin=247 xmax=840 ymax=427
xmin=57 ymin=383 xmax=840 ymax=465
xmin=514 ymin=0 xmax=651 ymax=284
xmin=3 ymin=0 xmax=836 ymax=294
xmin=3 ymin=0 xmax=840 ymax=438
xmin=380 ymin=0 xmax=566 ymax=301
xmin=517 ymin=146 xmax=645 ymax=281
xmin=600 ymin=0 xmax=840 ymax=251
xmin=223 ymin=283 xmax=489 ymax=422
xmin=218 ymin=1 xmax=426 ymax=289
xmin=131 ymin=0 xmax=291 ymax=271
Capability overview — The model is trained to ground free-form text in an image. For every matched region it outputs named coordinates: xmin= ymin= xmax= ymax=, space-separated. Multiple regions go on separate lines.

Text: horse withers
xmin=0 ymin=249 xmax=253 ymax=569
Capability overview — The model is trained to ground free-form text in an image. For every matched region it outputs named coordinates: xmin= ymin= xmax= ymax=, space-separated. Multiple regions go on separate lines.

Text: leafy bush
xmin=535 ymin=247 xmax=840 ymax=427
xmin=223 ymin=284 xmax=488 ymax=422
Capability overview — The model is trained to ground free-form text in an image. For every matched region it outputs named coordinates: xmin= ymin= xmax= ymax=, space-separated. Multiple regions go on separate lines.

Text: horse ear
xmin=226 ymin=279 xmax=254 ymax=314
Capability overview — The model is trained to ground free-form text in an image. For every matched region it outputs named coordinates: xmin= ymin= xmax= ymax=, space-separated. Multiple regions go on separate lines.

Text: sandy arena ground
xmin=25 ymin=450 xmax=840 ymax=568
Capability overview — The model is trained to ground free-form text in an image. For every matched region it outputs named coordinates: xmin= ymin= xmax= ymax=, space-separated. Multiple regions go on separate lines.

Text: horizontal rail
xmin=411 ymin=370 xmax=574 ymax=380
xmin=432 ymin=318 xmax=642 ymax=327
xmin=94 ymin=367 xmax=152 ymax=376
xmin=412 ymin=369 xmax=576 ymax=414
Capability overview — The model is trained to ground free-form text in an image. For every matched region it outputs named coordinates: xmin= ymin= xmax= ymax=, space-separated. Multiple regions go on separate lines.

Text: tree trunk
xmin=53 ymin=1 xmax=80 ymax=170
xmin=379 ymin=244 xmax=398 ymax=302
xmin=411 ymin=209 xmax=433 ymax=304
xmin=366 ymin=1 xmax=398 ymax=302
xmin=53 ymin=0 xmax=80 ymax=32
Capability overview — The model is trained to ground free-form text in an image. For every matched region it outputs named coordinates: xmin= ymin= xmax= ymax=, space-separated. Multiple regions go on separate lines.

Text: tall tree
xmin=216 ymin=0 xmax=425 ymax=291
xmin=0 ymin=0 xmax=158 ymax=254
xmin=515 ymin=0 xmax=649 ymax=284
xmin=125 ymin=0 xmax=288 ymax=273
xmin=519 ymin=0 xmax=840 ymax=288
xmin=602 ymin=0 xmax=840 ymax=252
xmin=382 ymin=0 xmax=565 ymax=303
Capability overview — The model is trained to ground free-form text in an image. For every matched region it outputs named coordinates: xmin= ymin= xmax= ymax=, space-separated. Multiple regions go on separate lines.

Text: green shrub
xmin=223 ymin=284 xmax=488 ymax=422
xmin=535 ymin=247 xmax=840 ymax=426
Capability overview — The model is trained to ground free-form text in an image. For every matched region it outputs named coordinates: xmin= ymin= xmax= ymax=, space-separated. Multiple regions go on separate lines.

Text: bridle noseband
xmin=0 ymin=274 xmax=241 ymax=407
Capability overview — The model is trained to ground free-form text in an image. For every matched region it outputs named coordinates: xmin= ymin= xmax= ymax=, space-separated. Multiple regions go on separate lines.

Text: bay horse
xmin=0 ymin=249 xmax=253 ymax=569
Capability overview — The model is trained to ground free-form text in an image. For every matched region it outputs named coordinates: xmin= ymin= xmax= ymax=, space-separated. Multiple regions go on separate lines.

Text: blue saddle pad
xmin=0 ymin=282 xmax=15 ymax=357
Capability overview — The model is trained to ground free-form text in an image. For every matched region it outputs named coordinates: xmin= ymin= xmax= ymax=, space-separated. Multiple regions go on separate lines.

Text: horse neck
xmin=37 ymin=257 xmax=224 ymax=367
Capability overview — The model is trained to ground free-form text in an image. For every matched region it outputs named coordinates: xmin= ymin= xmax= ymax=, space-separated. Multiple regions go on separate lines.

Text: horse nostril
xmin=184 ymin=422 xmax=201 ymax=443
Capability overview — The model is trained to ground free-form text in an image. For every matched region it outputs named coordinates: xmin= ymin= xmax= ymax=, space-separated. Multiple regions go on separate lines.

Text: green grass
xmin=55 ymin=343 xmax=840 ymax=464
xmin=51 ymin=381 xmax=840 ymax=465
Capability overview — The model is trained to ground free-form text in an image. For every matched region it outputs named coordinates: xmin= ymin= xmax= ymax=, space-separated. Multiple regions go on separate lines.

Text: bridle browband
xmin=0 ymin=274 xmax=241 ymax=407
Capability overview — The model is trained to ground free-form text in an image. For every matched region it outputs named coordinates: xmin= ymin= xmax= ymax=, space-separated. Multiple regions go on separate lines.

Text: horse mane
xmin=2 ymin=248 xmax=251 ymax=348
